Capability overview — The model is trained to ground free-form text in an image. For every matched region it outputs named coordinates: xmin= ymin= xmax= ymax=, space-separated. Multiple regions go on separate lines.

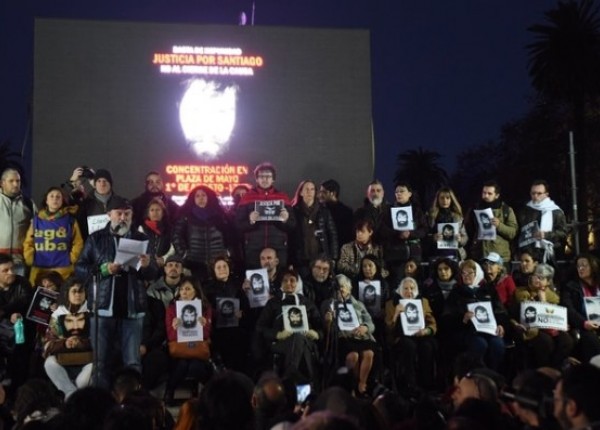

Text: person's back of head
xmin=197 ymin=371 xmax=255 ymax=430
xmin=253 ymin=373 xmax=288 ymax=419
xmin=13 ymin=379 xmax=63 ymax=430
xmin=111 ymin=367 xmax=142 ymax=403
xmin=63 ymin=387 xmax=116 ymax=430
xmin=102 ymin=404 xmax=152 ymax=430
xmin=561 ymin=363 xmax=600 ymax=425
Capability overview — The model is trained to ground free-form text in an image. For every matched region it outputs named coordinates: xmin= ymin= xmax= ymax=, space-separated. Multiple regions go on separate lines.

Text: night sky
xmin=1 ymin=0 xmax=557 ymax=196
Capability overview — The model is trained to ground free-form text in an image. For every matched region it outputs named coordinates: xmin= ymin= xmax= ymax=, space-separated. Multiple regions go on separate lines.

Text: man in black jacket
xmin=76 ymin=197 xmax=158 ymax=389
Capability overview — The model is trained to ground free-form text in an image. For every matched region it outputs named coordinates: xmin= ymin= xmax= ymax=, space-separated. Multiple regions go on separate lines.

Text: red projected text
xmin=164 ymin=164 xmax=250 ymax=194
xmin=153 ymin=45 xmax=264 ymax=76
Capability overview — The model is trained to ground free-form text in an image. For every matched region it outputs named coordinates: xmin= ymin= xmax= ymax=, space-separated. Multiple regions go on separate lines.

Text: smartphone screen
xmin=296 ymin=384 xmax=311 ymax=403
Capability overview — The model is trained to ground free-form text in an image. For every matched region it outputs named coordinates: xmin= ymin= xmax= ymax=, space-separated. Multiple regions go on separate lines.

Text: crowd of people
xmin=0 ymin=161 xmax=599 ymax=429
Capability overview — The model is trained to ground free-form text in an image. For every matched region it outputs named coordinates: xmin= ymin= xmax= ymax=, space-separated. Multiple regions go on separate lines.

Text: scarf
xmin=94 ymin=191 xmax=111 ymax=207
xmin=192 ymin=206 xmax=215 ymax=221
xmin=144 ymin=219 xmax=162 ymax=236
xmin=526 ymin=197 xmax=561 ymax=263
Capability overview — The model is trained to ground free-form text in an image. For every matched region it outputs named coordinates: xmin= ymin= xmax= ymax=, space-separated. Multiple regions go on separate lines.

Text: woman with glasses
xmin=561 ymin=253 xmax=600 ymax=362
xmin=511 ymin=264 xmax=574 ymax=368
xmin=442 ymin=259 xmax=508 ymax=370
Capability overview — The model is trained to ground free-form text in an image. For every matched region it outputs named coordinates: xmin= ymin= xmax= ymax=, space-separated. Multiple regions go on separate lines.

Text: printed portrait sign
xmin=216 ymin=297 xmax=239 ymax=328
xmin=520 ymin=301 xmax=568 ymax=331
xmin=282 ymin=305 xmax=309 ymax=333
xmin=87 ymin=214 xmax=110 ymax=235
xmin=26 ymin=287 xmax=59 ymax=325
xmin=336 ymin=302 xmax=360 ymax=331
xmin=358 ymin=280 xmax=381 ymax=316
xmin=474 ymin=208 xmax=497 ymax=241
xmin=391 ymin=206 xmax=414 ymax=231
xmin=176 ymin=299 xmax=203 ymax=342
xmin=585 ymin=297 xmax=600 ymax=324
xmin=255 ymin=200 xmax=284 ymax=221
xmin=399 ymin=299 xmax=425 ymax=336
xmin=518 ymin=221 xmax=540 ymax=249
xmin=467 ymin=301 xmax=498 ymax=336
xmin=437 ymin=223 xmax=459 ymax=249
xmin=245 ymin=268 xmax=270 ymax=308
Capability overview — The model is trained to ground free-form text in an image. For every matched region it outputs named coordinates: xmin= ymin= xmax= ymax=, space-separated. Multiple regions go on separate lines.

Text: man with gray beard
xmin=353 ymin=179 xmax=390 ymax=244
xmin=76 ymin=196 xmax=158 ymax=389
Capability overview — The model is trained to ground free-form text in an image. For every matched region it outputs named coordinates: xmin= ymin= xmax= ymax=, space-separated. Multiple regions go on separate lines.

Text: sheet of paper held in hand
xmin=114 ymin=238 xmax=148 ymax=270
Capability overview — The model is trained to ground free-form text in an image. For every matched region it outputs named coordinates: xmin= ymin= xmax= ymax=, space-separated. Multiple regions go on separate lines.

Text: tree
xmin=394 ymin=147 xmax=448 ymax=208
xmin=527 ymin=0 xmax=600 ymax=250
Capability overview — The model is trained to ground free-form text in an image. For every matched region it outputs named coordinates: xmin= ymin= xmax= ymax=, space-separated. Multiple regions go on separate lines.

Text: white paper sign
xmin=399 ymin=299 xmax=425 ymax=336
xmin=114 ymin=238 xmax=148 ymax=270
xmin=216 ymin=297 xmax=240 ymax=328
xmin=467 ymin=301 xmax=498 ymax=336
xmin=336 ymin=302 xmax=360 ymax=331
xmin=585 ymin=297 xmax=600 ymax=324
xmin=437 ymin=222 xmax=459 ymax=249
xmin=282 ymin=305 xmax=309 ymax=333
xmin=474 ymin=208 xmax=497 ymax=241
xmin=391 ymin=206 xmax=414 ymax=231
xmin=520 ymin=301 xmax=568 ymax=331
xmin=358 ymin=280 xmax=381 ymax=315
xmin=87 ymin=214 xmax=110 ymax=235
xmin=176 ymin=299 xmax=203 ymax=342
xmin=245 ymin=268 xmax=270 ymax=308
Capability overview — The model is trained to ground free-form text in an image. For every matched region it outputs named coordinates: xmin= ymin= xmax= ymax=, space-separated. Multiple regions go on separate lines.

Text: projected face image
xmin=179 ymin=79 xmax=237 ymax=158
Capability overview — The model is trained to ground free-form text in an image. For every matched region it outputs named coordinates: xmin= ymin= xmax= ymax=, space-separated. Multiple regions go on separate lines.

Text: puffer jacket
xmin=291 ymin=202 xmax=339 ymax=264
xmin=75 ymin=224 xmax=158 ymax=317
xmin=172 ymin=213 xmax=230 ymax=266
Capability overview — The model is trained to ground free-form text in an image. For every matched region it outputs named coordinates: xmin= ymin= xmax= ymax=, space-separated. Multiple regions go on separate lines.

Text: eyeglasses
xmin=257 ymin=175 xmax=273 ymax=179
xmin=461 ymin=271 xmax=475 ymax=277
xmin=530 ymin=192 xmax=546 ymax=196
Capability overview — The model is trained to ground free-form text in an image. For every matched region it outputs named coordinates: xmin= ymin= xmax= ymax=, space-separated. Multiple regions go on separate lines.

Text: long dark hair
xmin=179 ymin=185 xmax=225 ymax=218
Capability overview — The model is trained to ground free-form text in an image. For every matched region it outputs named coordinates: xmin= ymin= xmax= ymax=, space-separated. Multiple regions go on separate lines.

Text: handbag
xmin=168 ymin=340 xmax=210 ymax=360
xmin=55 ymin=350 xmax=93 ymax=366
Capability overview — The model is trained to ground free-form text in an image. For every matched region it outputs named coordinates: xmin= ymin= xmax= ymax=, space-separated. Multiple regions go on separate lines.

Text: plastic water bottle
xmin=14 ymin=317 xmax=25 ymax=345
